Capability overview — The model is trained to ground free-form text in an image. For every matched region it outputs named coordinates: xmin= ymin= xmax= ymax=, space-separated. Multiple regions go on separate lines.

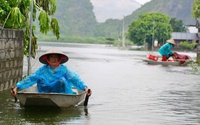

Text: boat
xmin=17 ymin=85 xmax=87 ymax=108
xmin=143 ymin=58 xmax=192 ymax=66
xmin=143 ymin=53 xmax=193 ymax=66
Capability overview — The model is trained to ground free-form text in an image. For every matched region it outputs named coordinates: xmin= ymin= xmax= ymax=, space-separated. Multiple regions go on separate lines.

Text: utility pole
xmin=152 ymin=21 xmax=154 ymax=51
xmin=28 ymin=0 xmax=34 ymax=75
xmin=122 ymin=16 xmax=125 ymax=48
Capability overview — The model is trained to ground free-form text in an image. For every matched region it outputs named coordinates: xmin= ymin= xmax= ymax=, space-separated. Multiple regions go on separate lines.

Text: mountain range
xmin=42 ymin=0 xmax=196 ymax=38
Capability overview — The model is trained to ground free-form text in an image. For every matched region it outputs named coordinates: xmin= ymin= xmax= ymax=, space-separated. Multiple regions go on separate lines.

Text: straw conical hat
xmin=167 ymin=39 xmax=175 ymax=45
xmin=39 ymin=48 xmax=68 ymax=64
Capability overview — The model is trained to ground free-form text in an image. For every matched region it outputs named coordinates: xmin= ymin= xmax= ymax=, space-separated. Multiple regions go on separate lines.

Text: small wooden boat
xmin=143 ymin=53 xmax=193 ymax=66
xmin=143 ymin=58 xmax=193 ymax=66
xmin=17 ymin=85 xmax=86 ymax=108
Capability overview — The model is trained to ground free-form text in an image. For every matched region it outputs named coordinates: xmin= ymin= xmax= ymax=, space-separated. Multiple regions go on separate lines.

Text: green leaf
xmin=8 ymin=7 xmax=25 ymax=29
xmin=51 ymin=18 xmax=60 ymax=39
xmin=38 ymin=11 xmax=50 ymax=34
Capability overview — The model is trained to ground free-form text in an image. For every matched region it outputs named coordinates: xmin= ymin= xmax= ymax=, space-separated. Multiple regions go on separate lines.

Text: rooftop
xmin=172 ymin=32 xmax=199 ymax=40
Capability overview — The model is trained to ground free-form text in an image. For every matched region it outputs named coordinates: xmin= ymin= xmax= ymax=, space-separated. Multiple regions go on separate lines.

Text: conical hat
xmin=167 ymin=39 xmax=175 ymax=45
xmin=39 ymin=48 xmax=68 ymax=64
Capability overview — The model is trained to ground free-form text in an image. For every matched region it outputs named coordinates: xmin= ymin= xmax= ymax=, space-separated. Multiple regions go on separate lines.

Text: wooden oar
xmin=84 ymin=89 xmax=91 ymax=106
xmin=11 ymin=87 xmax=17 ymax=103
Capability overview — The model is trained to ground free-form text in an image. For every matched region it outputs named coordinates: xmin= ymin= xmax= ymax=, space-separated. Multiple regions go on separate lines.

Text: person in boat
xmin=11 ymin=48 xmax=92 ymax=97
xmin=158 ymin=39 xmax=176 ymax=61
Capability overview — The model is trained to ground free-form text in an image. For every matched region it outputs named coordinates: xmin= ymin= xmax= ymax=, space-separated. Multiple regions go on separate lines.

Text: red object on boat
xmin=147 ymin=54 xmax=158 ymax=61
xmin=173 ymin=52 xmax=191 ymax=64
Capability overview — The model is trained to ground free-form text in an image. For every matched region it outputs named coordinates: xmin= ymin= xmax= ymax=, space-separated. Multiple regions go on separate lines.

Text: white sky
xmin=90 ymin=0 xmax=151 ymax=22
xmin=135 ymin=0 xmax=151 ymax=5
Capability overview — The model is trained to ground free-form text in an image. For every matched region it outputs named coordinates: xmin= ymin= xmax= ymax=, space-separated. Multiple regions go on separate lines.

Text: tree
xmin=0 ymin=0 xmax=60 ymax=58
xmin=170 ymin=18 xmax=187 ymax=32
xmin=192 ymin=0 xmax=200 ymax=18
xmin=127 ymin=12 xmax=173 ymax=50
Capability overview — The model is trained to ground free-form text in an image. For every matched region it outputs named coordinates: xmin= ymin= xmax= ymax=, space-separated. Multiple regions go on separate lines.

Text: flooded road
xmin=1 ymin=42 xmax=200 ymax=125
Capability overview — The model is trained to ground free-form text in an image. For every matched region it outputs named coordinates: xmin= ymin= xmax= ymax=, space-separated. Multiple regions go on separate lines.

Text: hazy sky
xmin=90 ymin=0 xmax=151 ymax=22
xmin=134 ymin=0 xmax=151 ymax=4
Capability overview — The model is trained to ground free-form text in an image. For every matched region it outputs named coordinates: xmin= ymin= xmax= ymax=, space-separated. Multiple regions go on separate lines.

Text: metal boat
xmin=17 ymin=85 xmax=86 ymax=108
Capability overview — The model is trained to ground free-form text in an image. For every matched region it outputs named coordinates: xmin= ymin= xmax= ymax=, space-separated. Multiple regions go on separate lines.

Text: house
xmin=170 ymin=18 xmax=200 ymax=50
xmin=172 ymin=32 xmax=199 ymax=47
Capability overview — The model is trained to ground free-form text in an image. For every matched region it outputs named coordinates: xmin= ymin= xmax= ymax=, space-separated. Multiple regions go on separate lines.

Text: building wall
xmin=0 ymin=29 xmax=24 ymax=91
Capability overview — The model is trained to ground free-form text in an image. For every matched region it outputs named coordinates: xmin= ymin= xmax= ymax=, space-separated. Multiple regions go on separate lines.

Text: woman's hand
xmin=11 ymin=87 xmax=18 ymax=97
xmin=85 ymin=88 xmax=92 ymax=96
xmin=172 ymin=55 xmax=178 ymax=61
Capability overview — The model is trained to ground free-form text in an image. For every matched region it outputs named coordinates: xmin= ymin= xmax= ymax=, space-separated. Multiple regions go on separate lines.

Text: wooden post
xmin=122 ymin=16 xmax=125 ymax=48
xmin=196 ymin=39 xmax=200 ymax=61
xmin=197 ymin=52 xmax=200 ymax=61
xmin=197 ymin=32 xmax=200 ymax=62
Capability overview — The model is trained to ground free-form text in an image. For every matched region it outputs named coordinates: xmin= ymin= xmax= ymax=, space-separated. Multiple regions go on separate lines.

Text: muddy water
xmin=0 ymin=42 xmax=200 ymax=125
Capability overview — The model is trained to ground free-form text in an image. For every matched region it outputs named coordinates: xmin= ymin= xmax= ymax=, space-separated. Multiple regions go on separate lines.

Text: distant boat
xmin=17 ymin=85 xmax=86 ymax=108
xmin=143 ymin=58 xmax=192 ymax=66
xmin=143 ymin=53 xmax=193 ymax=66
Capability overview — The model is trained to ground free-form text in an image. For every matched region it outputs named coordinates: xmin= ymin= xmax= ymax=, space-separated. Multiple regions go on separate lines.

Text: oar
xmin=11 ymin=87 xmax=17 ymax=103
xmin=84 ymin=89 xmax=91 ymax=106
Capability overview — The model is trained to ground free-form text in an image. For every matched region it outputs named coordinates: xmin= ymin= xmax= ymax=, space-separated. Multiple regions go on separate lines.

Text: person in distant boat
xmin=158 ymin=39 xmax=176 ymax=61
xmin=11 ymin=48 xmax=92 ymax=97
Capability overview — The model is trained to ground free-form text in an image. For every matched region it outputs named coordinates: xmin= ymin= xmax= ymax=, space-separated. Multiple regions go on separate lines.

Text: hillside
xmin=39 ymin=0 xmax=196 ymax=40
xmin=111 ymin=0 xmax=196 ymax=38
xmin=127 ymin=0 xmax=195 ymax=25
xmin=54 ymin=0 xmax=96 ymax=36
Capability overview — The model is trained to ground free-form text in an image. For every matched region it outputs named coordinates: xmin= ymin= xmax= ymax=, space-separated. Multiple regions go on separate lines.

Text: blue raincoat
xmin=158 ymin=43 xmax=173 ymax=58
xmin=16 ymin=65 xmax=87 ymax=94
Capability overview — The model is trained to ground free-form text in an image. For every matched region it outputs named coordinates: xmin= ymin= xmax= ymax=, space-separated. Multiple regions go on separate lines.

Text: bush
xmin=37 ymin=35 xmax=116 ymax=44
xmin=179 ymin=40 xmax=196 ymax=50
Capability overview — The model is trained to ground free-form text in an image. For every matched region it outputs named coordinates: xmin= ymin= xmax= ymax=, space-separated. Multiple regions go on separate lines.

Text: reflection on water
xmin=18 ymin=107 xmax=82 ymax=124
xmin=1 ymin=42 xmax=200 ymax=125
xmin=0 ymin=90 xmax=89 ymax=125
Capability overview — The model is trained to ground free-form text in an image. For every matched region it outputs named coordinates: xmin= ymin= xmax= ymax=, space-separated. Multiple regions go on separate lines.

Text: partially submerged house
xmin=170 ymin=19 xmax=199 ymax=50
xmin=172 ymin=32 xmax=199 ymax=48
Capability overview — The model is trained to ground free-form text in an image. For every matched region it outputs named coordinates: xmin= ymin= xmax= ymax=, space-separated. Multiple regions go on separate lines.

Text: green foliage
xmin=7 ymin=7 xmax=25 ymax=28
xmin=189 ymin=60 xmax=200 ymax=74
xmin=0 ymin=0 xmax=60 ymax=58
xmin=36 ymin=0 xmax=57 ymax=15
xmin=127 ymin=12 xmax=172 ymax=49
xmin=170 ymin=18 xmax=187 ymax=32
xmin=0 ymin=1 xmax=11 ymax=25
xmin=51 ymin=18 xmax=60 ymax=39
xmin=179 ymin=41 xmax=196 ymax=50
xmin=38 ymin=11 xmax=50 ymax=34
xmin=106 ymin=37 xmax=115 ymax=41
xmin=192 ymin=0 xmax=200 ymax=18
xmin=37 ymin=35 xmax=114 ymax=44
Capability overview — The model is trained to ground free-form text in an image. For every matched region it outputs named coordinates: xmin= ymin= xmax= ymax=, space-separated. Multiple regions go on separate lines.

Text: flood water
xmin=1 ymin=42 xmax=200 ymax=125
